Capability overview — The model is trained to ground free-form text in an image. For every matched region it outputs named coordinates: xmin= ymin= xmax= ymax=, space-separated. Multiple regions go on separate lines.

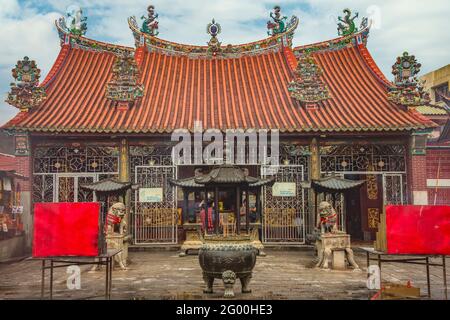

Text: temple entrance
xmin=133 ymin=166 xmax=178 ymax=244
xmin=261 ymin=165 xmax=306 ymax=244
xmin=343 ymin=173 xmax=405 ymax=241
xmin=345 ymin=184 xmax=363 ymax=240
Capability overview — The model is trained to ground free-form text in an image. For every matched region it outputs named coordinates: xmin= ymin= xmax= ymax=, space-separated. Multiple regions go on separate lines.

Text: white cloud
xmin=0 ymin=0 xmax=449 ymax=126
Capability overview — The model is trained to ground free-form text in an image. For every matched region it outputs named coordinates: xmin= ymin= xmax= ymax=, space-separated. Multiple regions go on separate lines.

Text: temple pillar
xmin=310 ymin=137 xmax=320 ymax=180
xmin=119 ymin=138 xmax=131 ymax=263
xmin=309 ymin=138 xmax=320 ymax=236
xmin=236 ymin=186 xmax=241 ymax=235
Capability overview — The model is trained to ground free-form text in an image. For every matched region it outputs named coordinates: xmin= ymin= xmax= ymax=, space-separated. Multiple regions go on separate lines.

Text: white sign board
xmin=272 ymin=182 xmax=296 ymax=197
xmin=12 ymin=206 xmax=24 ymax=214
xmin=139 ymin=188 xmax=163 ymax=203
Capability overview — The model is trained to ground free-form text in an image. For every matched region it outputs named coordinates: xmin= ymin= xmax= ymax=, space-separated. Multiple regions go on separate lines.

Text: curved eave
xmin=356 ymin=44 xmax=393 ymax=88
xmin=127 ymin=15 xmax=299 ymax=55
xmin=311 ymin=178 xmax=366 ymax=192
xmin=293 ymin=24 xmax=394 ymax=88
xmin=293 ymin=24 xmax=370 ymax=53
xmin=55 ymin=19 xmax=134 ymax=54
xmin=2 ymin=123 xmax=434 ymax=134
xmin=40 ymin=44 xmax=71 ymax=88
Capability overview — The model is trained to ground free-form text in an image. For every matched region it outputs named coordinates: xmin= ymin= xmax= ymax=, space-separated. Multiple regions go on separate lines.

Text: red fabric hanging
xmin=33 ymin=202 xmax=101 ymax=257
xmin=386 ymin=205 xmax=450 ymax=255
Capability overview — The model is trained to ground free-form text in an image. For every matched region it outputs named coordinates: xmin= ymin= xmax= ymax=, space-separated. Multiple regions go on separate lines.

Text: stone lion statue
xmin=107 ymin=202 xmax=127 ymax=236
xmin=92 ymin=202 xmax=129 ymax=272
xmin=317 ymin=201 xmax=338 ymax=234
xmin=107 ymin=202 xmax=129 ymax=270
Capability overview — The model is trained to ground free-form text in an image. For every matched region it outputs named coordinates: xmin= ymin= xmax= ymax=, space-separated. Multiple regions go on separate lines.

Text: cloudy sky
xmin=0 ymin=0 xmax=449 ymax=126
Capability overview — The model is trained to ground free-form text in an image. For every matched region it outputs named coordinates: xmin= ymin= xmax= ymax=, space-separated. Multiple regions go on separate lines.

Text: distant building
xmin=421 ymin=64 xmax=450 ymax=108
xmin=419 ymin=65 xmax=450 ymax=205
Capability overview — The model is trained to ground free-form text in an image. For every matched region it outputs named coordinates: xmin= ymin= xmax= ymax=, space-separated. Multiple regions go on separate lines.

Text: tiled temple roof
xmin=2 ymin=17 xmax=436 ymax=134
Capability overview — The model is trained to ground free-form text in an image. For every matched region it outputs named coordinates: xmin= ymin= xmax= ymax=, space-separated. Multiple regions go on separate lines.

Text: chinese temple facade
xmin=1 ymin=6 xmax=437 ymax=246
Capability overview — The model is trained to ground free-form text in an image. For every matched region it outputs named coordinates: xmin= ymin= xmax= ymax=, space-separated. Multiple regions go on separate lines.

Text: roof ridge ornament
xmin=267 ymin=6 xmax=288 ymax=36
xmin=207 ymin=19 xmax=222 ymax=56
xmin=387 ymin=52 xmax=430 ymax=107
xmin=6 ymin=56 xmax=47 ymax=112
xmin=105 ymin=51 xmax=144 ymax=109
xmin=141 ymin=5 xmax=159 ymax=36
xmin=337 ymin=8 xmax=365 ymax=37
xmin=58 ymin=5 xmax=88 ymax=36
xmin=288 ymin=53 xmax=330 ymax=105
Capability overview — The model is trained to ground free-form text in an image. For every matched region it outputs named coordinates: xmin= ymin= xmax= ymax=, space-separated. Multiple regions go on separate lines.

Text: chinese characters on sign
xmin=272 ymin=183 xmax=296 ymax=197
xmin=14 ymin=135 xmax=29 ymax=156
xmin=139 ymin=188 xmax=163 ymax=203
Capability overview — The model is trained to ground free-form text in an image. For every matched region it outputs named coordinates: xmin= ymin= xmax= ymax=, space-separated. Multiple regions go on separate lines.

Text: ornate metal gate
xmin=261 ymin=165 xmax=305 ymax=244
xmin=55 ymin=174 xmax=97 ymax=202
xmin=32 ymin=145 xmax=120 ymax=203
xmin=383 ymin=174 xmax=406 ymax=205
xmin=134 ymin=166 xmax=177 ymax=244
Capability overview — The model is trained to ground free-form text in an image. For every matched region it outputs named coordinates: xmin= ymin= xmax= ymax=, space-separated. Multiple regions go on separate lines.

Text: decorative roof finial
xmin=59 ymin=5 xmax=88 ymax=36
xmin=6 ymin=57 xmax=47 ymax=112
xmin=337 ymin=8 xmax=360 ymax=36
xmin=207 ymin=19 xmax=222 ymax=56
xmin=288 ymin=54 xmax=330 ymax=105
xmin=267 ymin=5 xmax=288 ymax=36
xmin=105 ymin=52 xmax=144 ymax=109
xmin=141 ymin=5 xmax=159 ymax=36
xmin=387 ymin=52 xmax=430 ymax=106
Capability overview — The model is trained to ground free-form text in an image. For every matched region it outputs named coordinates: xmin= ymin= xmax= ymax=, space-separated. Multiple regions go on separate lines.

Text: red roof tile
xmin=2 ymin=28 xmax=435 ymax=134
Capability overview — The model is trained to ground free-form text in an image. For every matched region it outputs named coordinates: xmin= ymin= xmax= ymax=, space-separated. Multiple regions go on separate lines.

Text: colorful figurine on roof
xmin=105 ymin=51 xmax=144 ymax=109
xmin=59 ymin=5 xmax=88 ymax=36
xmin=388 ymin=52 xmax=430 ymax=107
xmin=141 ymin=5 xmax=159 ymax=36
xmin=6 ymin=56 xmax=46 ymax=112
xmin=288 ymin=54 xmax=330 ymax=105
xmin=337 ymin=9 xmax=359 ymax=36
xmin=267 ymin=5 xmax=288 ymax=36
xmin=207 ymin=19 xmax=222 ymax=56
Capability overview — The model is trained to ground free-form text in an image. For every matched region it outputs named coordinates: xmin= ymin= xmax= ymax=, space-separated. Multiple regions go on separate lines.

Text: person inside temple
xmin=200 ymin=197 xmax=214 ymax=233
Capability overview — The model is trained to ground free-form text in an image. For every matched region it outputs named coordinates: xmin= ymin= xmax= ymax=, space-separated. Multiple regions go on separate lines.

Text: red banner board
xmin=386 ymin=205 xmax=450 ymax=255
xmin=33 ymin=202 xmax=101 ymax=257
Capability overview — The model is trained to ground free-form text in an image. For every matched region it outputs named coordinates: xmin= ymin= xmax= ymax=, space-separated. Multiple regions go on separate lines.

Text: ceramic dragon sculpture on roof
xmin=267 ymin=6 xmax=288 ymax=36
xmin=59 ymin=5 xmax=88 ymax=36
xmin=337 ymin=9 xmax=359 ymax=36
xmin=141 ymin=5 xmax=159 ymax=36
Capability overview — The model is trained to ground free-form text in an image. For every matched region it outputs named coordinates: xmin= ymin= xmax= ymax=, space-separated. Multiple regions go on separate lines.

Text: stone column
xmin=309 ymin=138 xmax=320 ymax=235
xmin=14 ymin=134 xmax=32 ymax=253
xmin=119 ymin=138 xmax=131 ymax=261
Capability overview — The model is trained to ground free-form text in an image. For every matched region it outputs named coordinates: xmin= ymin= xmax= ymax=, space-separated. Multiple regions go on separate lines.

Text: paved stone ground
xmin=0 ymin=248 xmax=448 ymax=300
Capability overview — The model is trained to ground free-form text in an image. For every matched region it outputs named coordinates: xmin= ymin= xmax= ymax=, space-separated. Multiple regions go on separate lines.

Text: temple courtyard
xmin=0 ymin=248 xmax=448 ymax=300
